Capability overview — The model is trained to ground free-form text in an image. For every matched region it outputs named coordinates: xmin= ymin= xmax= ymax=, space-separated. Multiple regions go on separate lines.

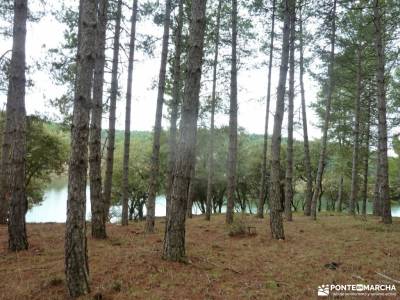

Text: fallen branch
xmin=375 ymin=272 xmax=400 ymax=284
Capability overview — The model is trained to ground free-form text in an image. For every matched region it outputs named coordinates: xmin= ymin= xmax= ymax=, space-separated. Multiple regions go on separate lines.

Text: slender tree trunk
xmin=373 ymin=156 xmax=382 ymax=216
xmin=65 ymin=0 xmax=97 ymax=296
xmin=300 ymin=5 xmax=313 ymax=216
xmin=0 ymin=113 xmax=11 ymax=224
xmin=6 ymin=0 xmax=28 ymax=251
xmin=103 ymin=0 xmax=122 ymax=221
xmin=163 ymin=0 xmax=207 ymax=261
xmin=226 ymin=0 xmax=238 ymax=225
xmin=361 ymin=97 xmax=371 ymax=216
xmin=187 ymin=167 xmax=195 ymax=218
xmin=337 ymin=175 xmax=343 ymax=212
xmin=269 ymin=0 xmax=293 ymax=240
xmin=284 ymin=1 xmax=296 ymax=222
xmin=257 ymin=0 xmax=276 ymax=219
xmin=373 ymin=0 xmax=391 ymax=224
xmin=166 ymin=0 xmax=184 ymax=224
xmin=146 ymin=0 xmax=172 ymax=233
xmin=121 ymin=0 xmax=139 ymax=226
xmin=349 ymin=47 xmax=362 ymax=216
xmin=205 ymin=0 xmax=222 ymax=221
xmin=89 ymin=0 xmax=108 ymax=239
xmin=310 ymin=0 xmax=336 ymax=220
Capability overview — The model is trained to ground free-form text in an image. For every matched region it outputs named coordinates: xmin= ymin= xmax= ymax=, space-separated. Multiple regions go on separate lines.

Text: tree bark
xmin=349 ymin=47 xmax=362 ymax=216
xmin=205 ymin=0 xmax=222 ymax=221
xmin=121 ymin=0 xmax=139 ymax=226
xmin=299 ymin=4 xmax=313 ymax=216
xmin=166 ymin=0 xmax=184 ymax=224
xmin=103 ymin=0 xmax=122 ymax=221
xmin=162 ymin=0 xmax=207 ymax=262
xmin=226 ymin=0 xmax=238 ymax=225
xmin=337 ymin=175 xmax=343 ymax=212
xmin=373 ymin=156 xmax=382 ymax=216
xmin=187 ymin=166 xmax=196 ymax=218
xmin=269 ymin=0 xmax=293 ymax=240
xmin=89 ymin=0 xmax=108 ymax=239
xmin=65 ymin=0 xmax=97 ymax=296
xmin=6 ymin=0 xmax=28 ymax=251
xmin=284 ymin=1 xmax=296 ymax=222
xmin=310 ymin=0 xmax=336 ymax=220
xmin=361 ymin=96 xmax=371 ymax=216
xmin=146 ymin=0 xmax=172 ymax=233
xmin=373 ymin=0 xmax=391 ymax=224
xmin=257 ymin=0 xmax=276 ymax=219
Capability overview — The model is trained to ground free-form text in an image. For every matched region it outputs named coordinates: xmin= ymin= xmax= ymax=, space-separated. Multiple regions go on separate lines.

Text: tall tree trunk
xmin=146 ymin=0 xmax=172 ymax=233
xmin=361 ymin=96 xmax=371 ymax=216
xmin=162 ymin=0 xmax=207 ymax=262
xmin=300 ymin=4 xmax=313 ymax=216
xmin=373 ymin=0 xmax=391 ymax=224
xmin=166 ymin=0 xmax=184 ymax=223
xmin=103 ymin=0 xmax=122 ymax=221
xmin=373 ymin=156 xmax=382 ymax=216
xmin=284 ymin=1 xmax=296 ymax=222
xmin=65 ymin=0 xmax=97 ymax=296
xmin=310 ymin=0 xmax=336 ymax=220
xmin=0 ymin=113 xmax=10 ymax=224
xmin=337 ymin=175 xmax=343 ymax=212
xmin=205 ymin=0 xmax=222 ymax=221
xmin=257 ymin=0 xmax=276 ymax=219
xmin=187 ymin=166 xmax=196 ymax=218
xmin=89 ymin=0 xmax=108 ymax=239
xmin=6 ymin=0 xmax=28 ymax=251
xmin=269 ymin=0 xmax=293 ymax=240
xmin=121 ymin=0 xmax=139 ymax=226
xmin=349 ymin=47 xmax=362 ymax=216
xmin=226 ymin=0 xmax=238 ymax=225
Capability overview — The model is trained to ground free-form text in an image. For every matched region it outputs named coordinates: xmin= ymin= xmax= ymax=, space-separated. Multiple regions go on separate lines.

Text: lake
xmin=26 ymin=178 xmax=400 ymax=223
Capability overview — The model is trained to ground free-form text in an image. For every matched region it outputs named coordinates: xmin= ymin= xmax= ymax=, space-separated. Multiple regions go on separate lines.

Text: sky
xmin=0 ymin=1 xmax=326 ymax=143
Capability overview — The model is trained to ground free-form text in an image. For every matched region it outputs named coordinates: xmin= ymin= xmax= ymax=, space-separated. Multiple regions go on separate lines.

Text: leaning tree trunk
xmin=121 ymin=0 xmax=139 ymax=226
xmin=65 ymin=0 xmax=97 ymax=297
xmin=146 ymin=0 xmax=172 ymax=233
xmin=163 ymin=0 xmax=207 ymax=262
xmin=373 ymin=0 xmax=391 ymax=224
xmin=166 ymin=0 xmax=184 ymax=223
xmin=257 ymin=0 xmax=276 ymax=219
xmin=361 ymin=95 xmax=371 ymax=216
xmin=103 ymin=0 xmax=122 ymax=221
xmin=299 ymin=4 xmax=313 ymax=216
xmin=284 ymin=1 xmax=296 ymax=222
xmin=226 ymin=0 xmax=238 ymax=225
xmin=310 ymin=0 xmax=336 ymax=220
xmin=349 ymin=47 xmax=362 ymax=216
xmin=269 ymin=0 xmax=293 ymax=240
xmin=205 ymin=0 xmax=222 ymax=221
xmin=89 ymin=0 xmax=108 ymax=239
xmin=7 ymin=0 xmax=28 ymax=251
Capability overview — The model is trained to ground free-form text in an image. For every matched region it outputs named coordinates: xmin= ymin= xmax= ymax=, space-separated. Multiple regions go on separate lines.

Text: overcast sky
xmin=0 ymin=1 xmax=326 ymax=143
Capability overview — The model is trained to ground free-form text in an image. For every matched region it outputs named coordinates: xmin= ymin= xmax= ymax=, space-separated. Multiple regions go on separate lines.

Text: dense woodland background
xmin=0 ymin=0 xmax=400 ymax=297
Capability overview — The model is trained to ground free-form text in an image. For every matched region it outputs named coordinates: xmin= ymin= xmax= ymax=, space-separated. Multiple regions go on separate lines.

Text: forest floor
xmin=1 ymin=213 xmax=400 ymax=299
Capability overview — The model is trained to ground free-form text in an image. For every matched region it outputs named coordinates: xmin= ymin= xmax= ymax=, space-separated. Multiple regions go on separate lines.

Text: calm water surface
xmin=26 ymin=178 xmax=400 ymax=223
